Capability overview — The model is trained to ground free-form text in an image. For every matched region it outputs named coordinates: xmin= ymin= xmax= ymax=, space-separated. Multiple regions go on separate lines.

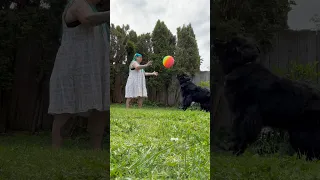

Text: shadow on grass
xmin=0 ymin=132 xmax=109 ymax=180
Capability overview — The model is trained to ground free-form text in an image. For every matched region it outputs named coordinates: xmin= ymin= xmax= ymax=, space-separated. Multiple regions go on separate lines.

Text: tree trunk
xmin=9 ymin=36 xmax=41 ymax=131
xmin=0 ymin=90 xmax=10 ymax=133
xmin=113 ymin=65 xmax=123 ymax=103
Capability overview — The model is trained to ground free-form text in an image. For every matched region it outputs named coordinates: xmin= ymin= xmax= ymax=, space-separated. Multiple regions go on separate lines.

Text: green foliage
xmin=110 ymin=105 xmax=210 ymax=179
xmin=0 ymin=2 xmax=65 ymax=91
xmin=212 ymin=0 xmax=295 ymax=51
xmin=175 ymin=24 xmax=201 ymax=76
xmin=109 ymin=24 xmax=131 ymax=91
xmin=198 ymin=80 xmax=210 ymax=88
xmin=211 ymin=0 xmax=296 ymax=87
xmin=149 ymin=20 xmax=177 ymax=89
xmin=273 ymin=61 xmax=320 ymax=84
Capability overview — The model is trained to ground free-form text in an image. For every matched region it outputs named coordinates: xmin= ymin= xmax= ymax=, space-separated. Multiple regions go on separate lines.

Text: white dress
xmin=125 ymin=61 xmax=148 ymax=98
xmin=48 ymin=1 xmax=109 ymax=115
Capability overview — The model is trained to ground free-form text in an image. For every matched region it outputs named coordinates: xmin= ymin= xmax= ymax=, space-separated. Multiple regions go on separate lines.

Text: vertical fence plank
xmin=262 ymin=30 xmax=318 ymax=84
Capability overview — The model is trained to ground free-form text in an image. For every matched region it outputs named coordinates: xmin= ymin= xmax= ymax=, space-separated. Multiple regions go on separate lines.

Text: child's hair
xmin=132 ymin=53 xmax=142 ymax=61
xmin=130 ymin=53 xmax=144 ymax=72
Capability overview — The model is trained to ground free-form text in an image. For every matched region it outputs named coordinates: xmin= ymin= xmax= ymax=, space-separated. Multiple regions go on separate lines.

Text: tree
xmin=136 ymin=33 xmax=153 ymax=63
xmin=310 ymin=14 xmax=320 ymax=32
xmin=0 ymin=0 xmax=67 ymax=132
xmin=175 ymin=24 xmax=201 ymax=76
xmin=150 ymin=20 xmax=176 ymax=89
xmin=126 ymin=30 xmax=138 ymax=67
xmin=110 ymin=24 xmax=132 ymax=103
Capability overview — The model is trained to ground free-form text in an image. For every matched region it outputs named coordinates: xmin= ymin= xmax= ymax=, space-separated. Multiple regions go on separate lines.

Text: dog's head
xmin=176 ymin=73 xmax=191 ymax=84
xmin=213 ymin=36 xmax=260 ymax=74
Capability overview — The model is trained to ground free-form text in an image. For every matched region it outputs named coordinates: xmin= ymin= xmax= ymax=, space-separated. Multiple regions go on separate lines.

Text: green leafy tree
xmin=110 ymin=24 xmax=132 ymax=103
xmin=150 ymin=20 xmax=176 ymax=89
xmin=126 ymin=30 xmax=138 ymax=67
xmin=136 ymin=33 xmax=153 ymax=63
xmin=175 ymin=24 xmax=201 ymax=76
xmin=0 ymin=0 xmax=67 ymax=132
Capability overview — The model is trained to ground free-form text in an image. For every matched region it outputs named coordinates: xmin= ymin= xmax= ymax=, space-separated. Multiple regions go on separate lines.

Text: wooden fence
xmin=261 ymin=30 xmax=320 ymax=77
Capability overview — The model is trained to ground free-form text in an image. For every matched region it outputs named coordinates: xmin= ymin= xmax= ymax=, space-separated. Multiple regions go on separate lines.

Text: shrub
xmin=198 ymin=81 xmax=210 ymax=88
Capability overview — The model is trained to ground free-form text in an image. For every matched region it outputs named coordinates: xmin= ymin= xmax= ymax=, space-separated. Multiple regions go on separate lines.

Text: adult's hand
xmin=153 ymin=71 xmax=158 ymax=76
xmin=146 ymin=61 xmax=153 ymax=66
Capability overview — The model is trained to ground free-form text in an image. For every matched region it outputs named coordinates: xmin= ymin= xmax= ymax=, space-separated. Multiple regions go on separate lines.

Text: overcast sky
xmin=111 ymin=0 xmax=210 ymax=71
xmin=288 ymin=0 xmax=320 ymax=30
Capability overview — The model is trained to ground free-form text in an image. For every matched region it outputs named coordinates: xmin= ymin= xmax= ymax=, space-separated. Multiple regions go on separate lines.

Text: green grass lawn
xmin=110 ymin=104 xmax=210 ymax=179
xmin=212 ymin=151 xmax=320 ymax=179
xmin=0 ymin=132 xmax=108 ymax=179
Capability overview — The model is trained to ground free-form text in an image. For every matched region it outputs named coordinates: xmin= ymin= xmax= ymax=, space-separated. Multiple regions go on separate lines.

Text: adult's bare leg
xmin=88 ymin=110 xmax=108 ymax=150
xmin=126 ymin=98 xmax=132 ymax=109
xmin=52 ymin=114 xmax=72 ymax=149
xmin=137 ymin=97 xmax=144 ymax=108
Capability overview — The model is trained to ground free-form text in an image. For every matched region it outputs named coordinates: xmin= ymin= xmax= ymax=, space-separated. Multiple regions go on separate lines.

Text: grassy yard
xmin=212 ymin=152 xmax=320 ymax=180
xmin=0 ymin=132 xmax=108 ymax=179
xmin=110 ymin=104 xmax=210 ymax=179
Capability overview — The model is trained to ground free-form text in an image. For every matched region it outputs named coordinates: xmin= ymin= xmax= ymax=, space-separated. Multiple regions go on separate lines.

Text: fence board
xmin=261 ymin=30 xmax=319 ymax=79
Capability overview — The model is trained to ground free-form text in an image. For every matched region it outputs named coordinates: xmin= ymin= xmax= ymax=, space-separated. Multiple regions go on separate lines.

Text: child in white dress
xmin=125 ymin=53 xmax=158 ymax=108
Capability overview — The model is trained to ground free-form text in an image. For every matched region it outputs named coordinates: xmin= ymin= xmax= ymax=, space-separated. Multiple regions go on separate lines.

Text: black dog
xmin=177 ymin=74 xmax=211 ymax=112
xmin=288 ymin=129 xmax=320 ymax=160
xmin=213 ymin=36 xmax=320 ymax=159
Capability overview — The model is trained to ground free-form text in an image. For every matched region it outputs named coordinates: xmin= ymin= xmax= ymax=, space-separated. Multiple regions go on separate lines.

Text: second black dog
xmin=213 ymin=35 xmax=320 ymax=159
xmin=177 ymin=73 xmax=210 ymax=112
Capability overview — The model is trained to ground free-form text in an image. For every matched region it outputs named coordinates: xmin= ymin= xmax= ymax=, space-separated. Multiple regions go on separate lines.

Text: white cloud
xmin=111 ymin=0 xmax=210 ymax=71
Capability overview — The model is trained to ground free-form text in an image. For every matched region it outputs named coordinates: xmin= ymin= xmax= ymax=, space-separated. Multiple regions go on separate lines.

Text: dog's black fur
xmin=177 ymin=74 xmax=211 ymax=112
xmin=213 ymin=35 xmax=320 ymax=160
